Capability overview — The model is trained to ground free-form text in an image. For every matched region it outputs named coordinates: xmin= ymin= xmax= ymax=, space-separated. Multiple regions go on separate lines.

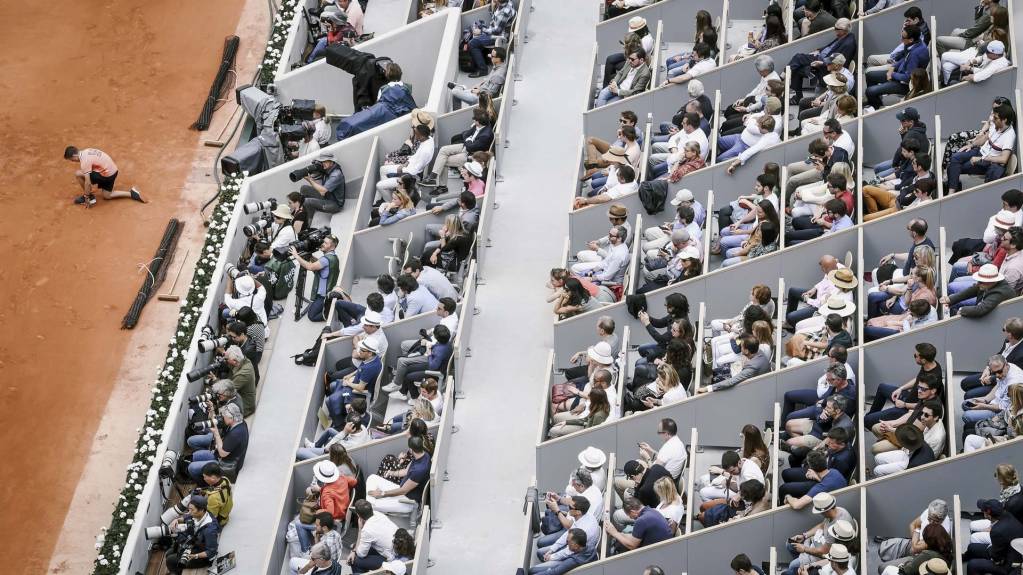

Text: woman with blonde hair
xmin=624 ymin=363 xmax=688 ymax=414
xmin=373 ymin=189 xmax=417 ymax=226
xmin=966 ymin=463 xmax=1021 ymax=544
xmin=426 ymin=214 xmax=471 ymax=271
xmin=654 ymin=475 xmax=686 ymax=530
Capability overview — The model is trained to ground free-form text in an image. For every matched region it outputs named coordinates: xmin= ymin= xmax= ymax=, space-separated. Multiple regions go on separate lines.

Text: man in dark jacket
xmin=787 ymin=16 xmax=856 ymax=102
xmin=964 ymin=498 xmax=1023 ymax=574
xmin=423 ymin=107 xmax=494 ymax=186
xmin=942 ymin=264 xmax=1017 ymax=318
xmin=873 ymin=108 xmax=928 ymax=180
xmin=165 ymin=495 xmax=220 ymax=574
xmin=866 ymin=25 xmax=930 ymax=109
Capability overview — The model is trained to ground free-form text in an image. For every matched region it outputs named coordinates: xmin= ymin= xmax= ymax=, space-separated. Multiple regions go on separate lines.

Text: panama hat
xmin=825 ymin=543 xmax=850 ymax=562
xmin=628 ymin=16 xmax=647 ymax=31
xmin=972 ymin=263 xmax=1005 ymax=283
xmin=608 ymin=203 xmax=628 ymax=218
xmin=361 ymin=310 xmax=382 ymax=326
xmin=313 ymin=461 xmax=340 ymax=484
xmin=827 ymin=268 xmax=858 ymax=290
xmin=587 ymin=341 xmax=614 ymax=365
xmin=601 ymin=146 xmax=628 ymax=164
xmin=828 ymin=519 xmax=858 ymax=541
xmin=411 ymin=108 xmax=435 ymax=130
xmin=578 ymin=446 xmax=607 ymax=468
xmin=919 ymin=558 xmax=950 ymax=574
xmin=823 ymin=73 xmax=846 ymax=87
xmin=821 ymin=295 xmax=856 ymax=317
xmin=994 ymin=209 xmax=1017 ymax=229
xmin=463 ymin=160 xmax=484 ymax=179
xmin=812 ymin=492 xmax=836 ymax=514
xmin=272 ymin=205 xmax=294 ymax=220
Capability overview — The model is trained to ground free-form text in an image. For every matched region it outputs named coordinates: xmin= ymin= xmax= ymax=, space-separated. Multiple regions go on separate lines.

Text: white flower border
xmin=259 ymin=0 xmax=301 ymax=85
xmin=91 ymin=173 xmax=245 ymax=574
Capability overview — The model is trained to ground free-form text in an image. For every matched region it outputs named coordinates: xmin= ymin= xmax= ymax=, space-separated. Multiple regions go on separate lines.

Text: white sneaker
xmin=303 ymin=438 xmax=315 ymax=448
xmin=381 ymin=382 xmax=400 ymax=393
xmin=388 ymin=390 xmax=407 ymax=400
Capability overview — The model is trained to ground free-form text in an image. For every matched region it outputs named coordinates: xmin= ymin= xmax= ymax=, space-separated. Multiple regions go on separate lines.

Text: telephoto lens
xmin=197 ymin=336 xmax=229 ymax=353
xmin=158 ymin=450 xmax=179 ymax=480
xmin=242 ymin=198 xmax=277 ymax=215
xmin=224 ymin=263 xmax=244 ymax=279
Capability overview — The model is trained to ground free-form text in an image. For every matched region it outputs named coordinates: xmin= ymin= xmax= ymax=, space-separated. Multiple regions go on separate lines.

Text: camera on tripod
xmin=289 ymin=159 xmax=325 ymax=183
xmin=186 ymin=358 xmax=227 ymax=383
xmin=243 ymin=198 xmax=277 ymax=215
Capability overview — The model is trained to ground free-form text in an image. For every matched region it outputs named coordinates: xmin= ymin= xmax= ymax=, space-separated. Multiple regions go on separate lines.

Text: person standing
xmin=64 ymin=145 xmax=145 ymax=206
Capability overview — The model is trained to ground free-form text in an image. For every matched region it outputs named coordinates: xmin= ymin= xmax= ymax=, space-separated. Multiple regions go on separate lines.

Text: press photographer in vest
xmin=299 ymin=151 xmax=347 ymax=219
xmin=290 ymin=234 xmax=340 ymax=322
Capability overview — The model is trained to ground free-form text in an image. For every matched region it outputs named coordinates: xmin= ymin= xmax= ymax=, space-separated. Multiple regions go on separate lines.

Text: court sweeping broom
xmin=157 ymin=248 xmax=190 ymax=302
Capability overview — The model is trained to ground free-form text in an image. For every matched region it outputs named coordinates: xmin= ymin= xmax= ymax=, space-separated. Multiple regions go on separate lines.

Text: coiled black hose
xmin=121 ymin=219 xmax=183 ymax=329
xmin=192 ymin=35 xmax=241 ymax=130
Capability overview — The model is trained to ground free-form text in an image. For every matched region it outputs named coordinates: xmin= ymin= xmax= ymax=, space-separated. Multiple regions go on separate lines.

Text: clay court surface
xmin=0 ymin=0 xmax=252 ymax=571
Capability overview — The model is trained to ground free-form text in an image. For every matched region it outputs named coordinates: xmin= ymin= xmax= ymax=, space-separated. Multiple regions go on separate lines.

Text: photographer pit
xmin=149 ymin=493 xmax=221 ymax=575
xmin=296 ymin=151 xmax=346 ymax=219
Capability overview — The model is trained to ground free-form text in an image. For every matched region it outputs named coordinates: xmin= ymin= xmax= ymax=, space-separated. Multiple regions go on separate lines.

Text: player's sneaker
xmin=74 ymin=194 xmax=97 ymax=207
xmin=130 ymin=186 xmax=146 ymax=203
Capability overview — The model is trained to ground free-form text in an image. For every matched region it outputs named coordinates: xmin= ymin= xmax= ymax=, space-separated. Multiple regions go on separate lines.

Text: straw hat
xmin=972 ymin=263 xmax=1005 ymax=283
xmin=812 ymin=492 xmax=836 ymax=514
xmin=272 ymin=205 xmax=294 ymax=220
xmin=313 ymin=461 xmax=340 ymax=484
xmin=919 ymin=558 xmax=950 ymax=575
xmin=828 ymin=519 xmax=858 ymax=541
xmin=578 ymin=446 xmax=607 ymax=468
xmin=825 ymin=543 xmax=850 ymax=562
xmin=628 ymin=16 xmax=647 ymax=32
xmin=587 ymin=341 xmax=614 ymax=365
xmin=827 ymin=268 xmax=858 ymax=290
xmin=601 ymin=146 xmax=628 ymax=164
xmin=823 ymin=73 xmax=846 ymax=87
xmin=821 ymin=296 xmax=856 ymax=317
xmin=994 ymin=209 xmax=1017 ymax=229
xmin=411 ymin=108 xmax=435 ymax=130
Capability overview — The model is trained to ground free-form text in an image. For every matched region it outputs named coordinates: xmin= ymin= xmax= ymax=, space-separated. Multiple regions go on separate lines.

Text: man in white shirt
xmin=718 ymin=115 xmax=778 ymax=167
xmin=534 ymin=496 xmax=600 ymax=572
xmin=725 ymin=55 xmax=782 ymax=116
xmin=962 ymin=355 xmax=1023 ymax=430
xmin=960 ymin=40 xmax=1011 ymax=85
xmin=574 ymin=165 xmax=638 ymax=209
xmin=575 ymin=226 xmax=630 ymax=285
xmin=347 ymin=500 xmax=398 ymax=572
xmin=785 ymin=254 xmax=843 ymax=327
xmin=947 ymin=101 xmax=1016 ymax=193
xmin=376 ymin=124 xmax=435 ymax=203
xmin=638 ymin=418 xmax=687 ymax=478
xmin=648 ymin=112 xmax=709 ymax=178
xmin=696 ymin=450 xmax=764 ymax=501
xmin=873 ymin=400 xmax=946 ymax=477
xmin=403 ymin=258 xmax=458 ymax=301
xmin=664 ymin=42 xmax=716 ymax=84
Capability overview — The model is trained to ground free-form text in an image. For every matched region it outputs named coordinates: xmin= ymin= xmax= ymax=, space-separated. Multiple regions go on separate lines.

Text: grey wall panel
xmin=434 ymin=105 xmax=478 ymax=148
xmin=861 ymin=97 xmax=938 ymax=167
xmin=860 ymin=203 xmax=942 ymax=267
xmin=686 ymin=516 xmax=775 ymax=573
xmin=710 ymin=144 xmax=790 ymax=205
xmin=778 ymin=228 xmax=861 ymax=289
xmin=695 ymin=374 xmax=777 ymax=447
xmin=864 ymin=464 xmax=956 ymax=539
xmin=939 ymin=176 xmax=1023 ymax=239
xmin=536 ymin=424 xmax=619 ymax=493
xmin=246 ymin=130 xmax=377 ymax=203
xmin=946 ymin=297 xmax=1023 ymax=372
xmin=351 ymin=211 xmax=446 ymax=278
xmin=930 ymin=0 xmax=982 ymax=36
xmin=935 ymin=69 xmax=1016 ymax=137
xmin=705 ymin=252 xmax=782 ymax=312
xmin=568 ymin=541 xmax=687 ymax=575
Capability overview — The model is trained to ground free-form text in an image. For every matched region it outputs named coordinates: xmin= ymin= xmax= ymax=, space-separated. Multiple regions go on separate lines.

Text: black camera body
xmin=289 ymin=159 xmax=325 ymax=182
xmin=290 ymin=226 xmax=332 ymax=257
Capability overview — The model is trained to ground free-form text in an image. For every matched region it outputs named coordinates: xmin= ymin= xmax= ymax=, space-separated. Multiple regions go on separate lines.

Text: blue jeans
xmin=949 ymin=278 xmax=977 ymax=297
xmin=468 ymin=34 xmax=494 ymax=71
xmin=865 ymin=68 xmax=908 ymax=108
xmin=594 ymin=87 xmax=621 ymax=108
xmin=873 ymin=160 xmax=893 ymax=175
xmin=187 ymin=433 xmax=214 ymax=450
xmin=722 ymin=255 xmax=745 ymax=267
xmin=352 ymin=548 xmax=387 ymax=573
xmin=307 ymin=37 xmax=328 ymax=63
xmin=306 ymin=294 xmax=327 ymax=322
xmin=187 ymin=450 xmax=217 ymax=481
xmin=782 ymin=388 xmax=819 ymax=421
xmin=294 ymin=518 xmax=317 ymax=551
xmin=720 ymin=232 xmax=749 ymax=250
xmin=651 ymin=161 xmax=669 ymax=178
xmin=716 ymin=134 xmax=749 ymax=161
xmin=334 ymin=300 xmax=366 ymax=327
xmin=590 ymin=174 xmax=608 ymax=190
xmin=864 ymin=325 xmax=899 ymax=341
xmin=962 ymin=405 xmax=999 ymax=426
xmin=962 ymin=373 xmax=994 ymax=399
xmin=949 ymin=261 xmax=969 ymax=283
xmin=947 ymin=147 xmax=1007 ymax=191
xmin=867 ymin=290 xmax=904 ymax=319
xmin=786 ymin=404 xmax=819 ymax=423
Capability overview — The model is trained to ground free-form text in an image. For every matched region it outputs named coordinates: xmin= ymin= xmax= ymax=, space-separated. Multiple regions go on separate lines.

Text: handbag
xmin=550 ymin=383 xmax=576 ymax=405
xmin=299 ymin=493 xmax=319 ymax=524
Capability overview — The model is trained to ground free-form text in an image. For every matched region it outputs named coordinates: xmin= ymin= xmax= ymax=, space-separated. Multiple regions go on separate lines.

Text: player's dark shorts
xmin=89 ymin=171 xmax=118 ymax=191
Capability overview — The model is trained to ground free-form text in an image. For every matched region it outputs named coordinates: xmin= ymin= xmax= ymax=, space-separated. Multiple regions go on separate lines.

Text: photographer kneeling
xmin=186 ymin=403 xmax=249 ymax=482
xmin=298 ymin=151 xmax=347 ymax=219
xmin=163 ymin=495 xmax=220 ymax=574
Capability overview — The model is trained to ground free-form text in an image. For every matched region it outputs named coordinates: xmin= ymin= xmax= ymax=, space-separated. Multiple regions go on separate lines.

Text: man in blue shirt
xmin=326 ymin=339 xmax=382 ymax=427
xmin=387 ymin=324 xmax=453 ymax=401
xmin=529 ymin=528 xmax=596 ymax=575
xmin=604 ymin=497 xmax=673 ymax=554
xmin=781 ymin=428 xmax=856 ymax=498
xmin=367 ymin=436 xmax=431 ymax=513
xmin=730 ymin=553 xmax=766 ymax=575
xmin=395 ymin=273 xmax=440 ymax=319
xmin=783 ymin=451 xmax=848 ymax=510
xmin=865 ymin=25 xmax=930 ymax=109
xmin=299 ymin=151 xmax=347 ymax=219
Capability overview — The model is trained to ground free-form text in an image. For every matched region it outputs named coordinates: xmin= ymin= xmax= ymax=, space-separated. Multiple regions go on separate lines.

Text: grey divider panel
xmin=514 ymin=0 xmax=532 ymax=50
xmin=274 ymin=11 xmax=453 ymax=113
xmin=535 ymin=351 xmax=857 ymax=494
xmin=495 ymin=55 xmax=515 ymax=182
xmin=264 ymin=468 xmax=296 ymax=575
xmin=430 ymin=387 xmax=455 ymax=523
xmin=944 ymin=296 xmax=1023 ymax=372
xmin=303 ymin=337 xmax=356 ymax=441
xmin=352 ymin=212 xmax=447 ymax=277
xmin=553 ymin=226 xmax=858 ymax=364
xmin=278 ymin=0 xmax=322 ymax=78
xmin=476 ymin=156 xmax=498 ymax=275
xmin=940 ymin=175 xmax=1023 ymax=237
xmin=935 ymin=68 xmax=1017 ymax=137
xmin=593 ymin=0 xmax=704 ymax=64
xmin=348 ymin=137 xmax=383 ymax=267
xmin=860 ymin=97 xmax=938 ymax=167
xmin=683 ymin=515 xmax=777 ymax=573
xmin=433 ymin=103 xmax=478 ymax=149
xmin=518 ymin=482 xmax=538 ymax=572
xmin=860 ymin=200 xmax=942 ymax=267
xmin=728 ymin=0 xmax=764 ymax=19
xmin=930 ymin=0 xmax=985 ymax=37
xmin=861 ymin=321 xmax=946 ymax=398
xmin=412 ymin=507 xmax=431 ymax=575
xmin=452 ymin=261 xmax=478 ymax=392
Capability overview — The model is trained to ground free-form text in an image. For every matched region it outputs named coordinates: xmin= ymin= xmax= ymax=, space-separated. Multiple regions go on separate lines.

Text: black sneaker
xmin=420 ymin=175 xmax=439 ymax=187
xmin=429 ymin=185 xmax=448 ymax=197
xmin=468 ymin=69 xmax=488 ymax=78
xmin=130 ymin=186 xmax=147 ymax=203
xmin=74 ymin=194 xmax=97 ymax=207
xmin=446 ymin=81 xmax=456 ymax=90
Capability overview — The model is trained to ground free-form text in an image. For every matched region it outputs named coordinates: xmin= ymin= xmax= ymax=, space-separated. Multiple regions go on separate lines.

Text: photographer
xmin=268 ymin=205 xmax=298 ymax=251
xmin=196 ymin=463 xmax=234 ymax=526
xmin=222 ymin=346 xmax=257 ymax=417
xmin=288 ymin=191 xmax=311 ymax=235
xmin=186 ymin=380 xmax=244 ymax=451
xmin=224 ymin=273 xmax=268 ymax=327
xmin=299 ymin=151 xmax=347 ymax=219
xmin=291 ymin=234 xmax=340 ymax=322
xmin=236 ymin=306 xmax=268 ymax=348
xmin=226 ymin=321 xmax=262 ymax=381
xmin=247 ymin=241 xmax=272 ymax=275
xmin=187 ymin=403 xmax=249 ymax=481
xmin=164 ymin=495 xmax=220 ymax=574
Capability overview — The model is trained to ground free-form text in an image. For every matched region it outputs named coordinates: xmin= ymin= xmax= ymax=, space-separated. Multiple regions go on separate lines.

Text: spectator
xmin=533 ymin=498 xmax=599 ymax=574
xmin=968 ymin=465 xmax=1022 ymax=543
xmin=366 ymin=435 xmax=431 ymax=515
xmin=696 ymin=449 xmax=765 ymax=504
xmin=323 ymin=339 xmax=382 ymax=429
xmin=786 ymin=136 xmax=851 ymax=207
xmin=818 ymin=543 xmax=853 ymax=575
xmin=648 ymin=112 xmax=710 ymax=177
xmin=955 ymin=39 xmax=1011 ymax=86
xmin=718 ymin=173 xmax=779 ymax=249
xmin=783 ymin=426 xmax=857 ymax=496
xmin=164 ymin=496 xmax=219 ymax=574
xmin=876 ymin=499 xmax=953 ymax=573
xmin=950 ymin=226 xmax=1023 ymax=297
xmin=395 ymin=273 xmax=441 ymax=319
xmin=936 ymin=0 xmax=1001 ymax=55
xmin=730 ymin=553 xmax=766 ymax=575
xmin=784 ymin=255 xmax=846 ymax=327
xmin=962 ymin=317 xmax=1023 ymax=399
xmin=799 ymin=0 xmax=838 ymax=38
xmin=288 ymin=512 xmax=343 ymax=574
xmin=548 ymin=388 xmax=610 ymax=438
xmin=864 ymin=342 xmax=942 ymax=429
xmin=963 ymin=497 xmax=1023 ymax=574
xmin=451 ymin=46 xmax=507 ymax=109
xmin=719 ymin=115 xmax=780 ymax=167
xmin=949 ymin=192 xmax=1023 ymax=269
xmin=781 ymin=492 xmax=853 ymax=575
xmin=595 ymin=47 xmax=651 ymax=107
xmin=574 ymin=165 xmax=638 ymax=209
xmin=961 ymin=354 xmax=1023 ymax=434
xmin=940 ymin=5 xmax=1008 ymax=84
xmin=375 ymin=125 xmax=433 ymax=204
xmin=585 ymin=111 xmax=641 ymax=171
xmin=531 ymin=527 xmax=596 ymax=574
xmin=721 ymin=200 xmax=780 ymax=267
xmin=795 ymin=54 xmax=854 ymax=121
xmin=662 ymin=42 xmax=716 ymax=86
xmin=730 ymin=7 xmax=786 ymax=62
xmin=722 ymin=55 xmax=783 ymax=123
xmin=293 ymin=461 xmax=358 ymax=552
xmin=946 ymin=102 xmax=1016 ymax=193
xmin=871 ymin=219 xmax=934 ymax=290
xmin=785 ymin=306 xmax=855 ymax=366
xmin=699 ymin=478 xmax=770 ymax=527
xmin=783 ymin=451 xmax=848 ymax=510
xmin=425 ymin=111 xmax=493 ymax=191
xmin=553 ymin=277 xmax=604 ymax=319
xmin=964 ymin=383 xmax=1023 ymax=452
xmin=636 ymin=418 xmax=688 ymax=479
xmin=653 ymin=475 xmax=686 ymax=529
xmin=800 ymin=73 xmax=851 ymax=134
xmin=613 ymin=459 xmax=671 ymax=526
xmin=873 ymin=400 xmax=946 ymax=476
xmin=942 ymin=263 xmax=1016 ymax=317
xmin=347 ymin=499 xmax=399 ymax=573
xmin=605 ymin=497 xmax=673 ymax=552
xmin=786 ymin=17 xmax=856 ymax=103
xmin=466 ymin=0 xmax=516 ymax=76
xmin=698 ymin=334 xmax=771 ymax=393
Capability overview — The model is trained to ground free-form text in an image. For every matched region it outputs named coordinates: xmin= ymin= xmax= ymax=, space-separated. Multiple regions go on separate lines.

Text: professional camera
xmin=224 ymin=263 xmax=247 ymax=280
xmin=159 ymin=450 xmax=179 ymax=480
xmin=192 ymin=416 xmax=225 ymax=434
xmin=290 ymin=226 xmax=332 ymax=255
xmin=144 ymin=522 xmax=188 ymax=541
xmin=242 ymin=198 xmax=277 ymax=215
xmin=186 ymin=358 xmax=227 ymax=383
xmin=279 ymin=98 xmax=316 ymax=124
xmin=243 ymin=213 xmax=273 ymax=238
xmin=288 ymin=159 xmax=325 ymax=182
xmin=197 ymin=334 xmax=229 ymax=353
xmin=188 ymin=392 xmax=216 ymax=409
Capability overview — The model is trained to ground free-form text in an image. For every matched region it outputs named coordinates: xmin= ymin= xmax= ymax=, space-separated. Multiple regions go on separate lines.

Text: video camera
xmin=289 ymin=159 xmax=326 ymax=183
